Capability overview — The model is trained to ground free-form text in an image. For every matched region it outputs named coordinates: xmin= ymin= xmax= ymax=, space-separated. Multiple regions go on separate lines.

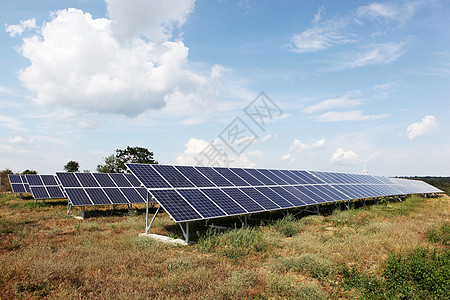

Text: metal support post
xmin=67 ymin=202 xmax=72 ymax=215
xmin=81 ymin=206 xmax=85 ymax=219
xmin=178 ymin=222 xmax=190 ymax=243
xmin=146 ymin=205 xmax=160 ymax=234
xmin=42 ymin=199 xmax=45 ymax=206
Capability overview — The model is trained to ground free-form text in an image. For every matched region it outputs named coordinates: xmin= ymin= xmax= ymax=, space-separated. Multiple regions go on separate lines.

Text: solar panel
xmin=109 ymin=173 xmax=133 ymax=187
xmin=26 ymin=174 xmax=66 ymax=200
xmin=127 ymin=164 xmax=443 ymax=224
xmin=93 ymin=173 xmax=116 ymax=187
xmin=178 ymin=189 xmax=226 ymax=218
xmin=120 ymin=188 xmax=147 ymax=204
xmin=8 ymin=175 xmax=31 ymax=194
xmin=57 ymin=173 xmax=81 ymax=187
xmin=75 ymin=173 xmax=99 ymax=187
xmin=85 ymin=188 xmax=112 ymax=205
xmin=65 ymin=188 xmax=93 ymax=206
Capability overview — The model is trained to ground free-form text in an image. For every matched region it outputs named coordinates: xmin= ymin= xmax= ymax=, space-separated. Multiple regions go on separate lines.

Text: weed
xmin=273 ymin=214 xmax=301 ymax=237
xmin=13 ymin=281 xmax=50 ymax=298
xmin=427 ymin=223 xmax=450 ymax=246
xmin=198 ymin=226 xmax=266 ymax=261
xmin=267 ymin=273 xmax=327 ymax=299
xmin=274 ymin=253 xmax=334 ymax=281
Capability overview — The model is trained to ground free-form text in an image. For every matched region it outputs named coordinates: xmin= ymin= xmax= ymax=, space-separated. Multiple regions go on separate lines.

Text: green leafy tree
xmin=97 ymin=146 xmax=157 ymax=173
xmin=64 ymin=161 xmax=79 ymax=172
xmin=21 ymin=169 xmax=37 ymax=175
xmin=96 ymin=154 xmax=120 ymax=173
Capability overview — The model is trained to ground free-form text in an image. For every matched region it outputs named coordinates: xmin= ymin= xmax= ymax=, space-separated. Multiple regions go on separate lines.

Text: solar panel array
xmin=56 ymin=172 xmax=151 ymax=207
xmin=8 ymin=175 xmax=31 ymax=194
xmin=127 ymin=164 xmax=443 ymax=223
xmin=25 ymin=174 xmax=66 ymax=199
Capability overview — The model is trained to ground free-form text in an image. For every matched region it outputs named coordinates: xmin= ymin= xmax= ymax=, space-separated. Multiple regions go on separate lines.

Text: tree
xmin=64 ymin=161 xmax=79 ymax=172
xmin=0 ymin=169 xmax=13 ymax=192
xmin=97 ymin=146 xmax=157 ymax=173
xmin=22 ymin=169 xmax=37 ymax=175
xmin=96 ymin=154 xmax=120 ymax=173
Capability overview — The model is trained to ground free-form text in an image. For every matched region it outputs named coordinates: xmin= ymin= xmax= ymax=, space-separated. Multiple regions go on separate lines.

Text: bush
xmin=427 ymin=223 xmax=450 ymax=246
xmin=198 ymin=227 xmax=266 ymax=261
xmin=273 ymin=214 xmax=301 ymax=237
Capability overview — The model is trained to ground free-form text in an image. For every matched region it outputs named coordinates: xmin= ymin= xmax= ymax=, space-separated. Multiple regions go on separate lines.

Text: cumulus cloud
xmin=12 ymin=2 xmax=248 ymax=121
xmin=314 ymin=110 xmax=388 ymax=122
xmin=176 ymin=137 xmax=257 ymax=167
xmin=5 ymin=18 xmax=36 ymax=37
xmin=289 ymin=138 xmax=326 ymax=153
xmin=406 ymin=115 xmax=439 ymax=140
xmin=330 ymin=148 xmax=359 ymax=165
xmin=261 ymin=134 xmax=278 ymax=142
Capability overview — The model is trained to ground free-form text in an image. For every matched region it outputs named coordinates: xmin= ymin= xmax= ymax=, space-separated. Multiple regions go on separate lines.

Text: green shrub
xmin=273 ymin=214 xmax=301 ymax=237
xmin=198 ymin=227 xmax=266 ymax=261
xmin=427 ymin=223 xmax=450 ymax=246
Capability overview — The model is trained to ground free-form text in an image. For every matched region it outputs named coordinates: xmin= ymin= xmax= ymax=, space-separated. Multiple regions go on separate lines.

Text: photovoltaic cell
xmin=258 ymin=169 xmax=289 ymax=185
xmin=75 ymin=173 xmax=99 ymax=187
xmin=65 ymin=188 xmax=93 ymax=206
xmin=104 ymin=188 xmax=129 ymax=204
xmin=221 ymin=188 xmax=265 ymax=213
xmin=178 ymin=189 xmax=226 ymax=218
xmin=196 ymin=167 xmax=233 ymax=187
xmin=11 ymin=183 xmax=26 ymax=193
xmin=120 ymin=188 xmax=146 ymax=204
xmin=26 ymin=175 xmax=44 ymax=186
xmin=85 ymin=188 xmax=112 ymax=205
xmin=242 ymin=169 xmax=277 ymax=185
xmin=47 ymin=186 xmax=65 ymax=198
xmin=240 ymin=187 xmax=280 ymax=210
xmin=254 ymin=186 xmax=294 ymax=208
xmin=201 ymin=189 xmax=246 ymax=215
xmin=152 ymin=165 xmax=194 ymax=188
xmin=269 ymin=170 xmax=298 ymax=185
xmin=213 ymin=167 xmax=250 ymax=186
xmin=269 ymin=186 xmax=308 ymax=207
xmin=93 ymin=173 xmax=116 ymax=187
xmin=57 ymin=172 xmax=81 ymax=187
xmin=127 ymin=164 xmax=171 ymax=188
xmin=150 ymin=190 xmax=202 ymax=222
xmin=109 ymin=173 xmax=132 ymax=187
xmin=125 ymin=174 xmax=141 ymax=187
xmin=41 ymin=175 xmax=58 ymax=186
xmin=9 ymin=175 xmax=22 ymax=184
xmin=229 ymin=168 xmax=264 ymax=186
xmin=175 ymin=166 xmax=215 ymax=187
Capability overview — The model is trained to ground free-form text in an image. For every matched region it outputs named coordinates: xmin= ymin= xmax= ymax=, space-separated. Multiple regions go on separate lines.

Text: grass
xmin=0 ymin=192 xmax=448 ymax=299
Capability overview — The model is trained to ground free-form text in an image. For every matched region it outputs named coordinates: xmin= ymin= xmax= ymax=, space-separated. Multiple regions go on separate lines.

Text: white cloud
xmin=247 ymin=149 xmax=263 ymax=158
xmin=8 ymin=136 xmax=33 ymax=146
xmin=261 ymin=134 xmax=278 ymax=142
xmin=5 ymin=18 xmax=36 ymax=37
xmin=314 ymin=110 xmax=389 ymax=122
xmin=77 ymin=119 xmax=101 ymax=130
xmin=357 ymin=3 xmax=397 ymax=20
xmin=0 ymin=114 xmax=22 ymax=130
xmin=330 ymin=148 xmax=359 ymax=165
xmin=406 ymin=115 xmax=439 ymax=140
xmin=176 ymin=137 xmax=257 ymax=167
xmin=289 ymin=138 xmax=326 ymax=153
xmin=106 ymin=0 xmax=195 ymax=43
xmin=289 ymin=19 xmax=355 ymax=53
xmin=13 ymin=3 xmax=249 ymax=121
xmin=303 ymin=93 xmax=364 ymax=114
xmin=339 ymin=42 xmax=406 ymax=69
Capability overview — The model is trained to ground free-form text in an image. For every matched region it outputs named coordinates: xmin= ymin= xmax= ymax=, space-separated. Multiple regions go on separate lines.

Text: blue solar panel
xmin=201 ymin=189 xmax=246 ymax=215
xmin=104 ymin=188 xmax=129 ymax=204
xmin=136 ymin=187 xmax=150 ymax=201
xmin=178 ymin=189 xmax=226 ymax=218
xmin=57 ymin=173 xmax=81 ymax=187
xmin=75 ymin=173 xmax=99 ymax=187
xmin=229 ymin=168 xmax=264 ymax=186
xmin=85 ymin=188 xmax=112 ymax=205
xmin=152 ymin=165 xmax=194 ymax=188
xmin=11 ymin=183 xmax=26 ymax=193
xmin=46 ymin=186 xmax=65 ymax=198
xmin=240 ymin=187 xmax=280 ymax=210
xmin=109 ymin=173 xmax=132 ymax=187
xmin=242 ymin=169 xmax=277 ymax=185
xmin=30 ymin=186 xmax=50 ymax=199
xmin=26 ymin=175 xmax=43 ymax=186
xmin=221 ymin=188 xmax=265 ymax=213
xmin=270 ymin=170 xmax=298 ymax=185
xmin=175 ymin=166 xmax=215 ymax=187
xmin=321 ymin=185 xmax=350 ymax=200
xmin=124 ymin=174 xmax=141 ymax=187
xmin=195 ymin=167 xmax=233 ymax=187
xmin=120 ymin=188 xmax=146 ymax=204
xmin=282 ymin=170 xmax=309 ymax=184
xmin=65 ymin=188 xmax=93 ymax=206
xmin=307 ymin=185 xmax=336 ymax=202
xmin=254 ymin=187 xmax=294 ymax=208
xmin=8 ymin=175 xmax=22 ymax=184
xmin=292 ymin=186 xmax=324 ymax=204
xmin=126 ymin=164 xmax=171 ymax=188
xmin=93 ymin=173 xmax=116 ymax=187
xmin=41 ymin=175 xmax=58 ymax=186
xmin=213 ymin=167 xmax=250 ymax=186
xmin=269 ymin=186 xmax=308 ymax=207
xmin=150 ymin=190 xmax=202 ymax=222
xmin=291 ymin=171 xmax=323 ymax=184
xmin=258 ymin=169 xmax=289 ymax=185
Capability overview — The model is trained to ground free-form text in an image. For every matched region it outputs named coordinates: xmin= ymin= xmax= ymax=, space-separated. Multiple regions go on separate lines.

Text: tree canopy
xmin=97 ymin=146 xmax=157 ymax=173
xmin=64 ymin=161 xmax=80 ymax=172
xmin=21 ymin=169 xmax=37 ymax=175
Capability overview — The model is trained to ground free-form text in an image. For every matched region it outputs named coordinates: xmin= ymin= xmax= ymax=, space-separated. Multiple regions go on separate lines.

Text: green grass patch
xmin=198 ymin=227 xmax=267 ymax=261
xmin=273 ymin=214 xmax=302 ymax=237
xmin=427 ymin=223 xmax=450 ymax=246
xmin=274 ymin=253 xmax=335 ymax=281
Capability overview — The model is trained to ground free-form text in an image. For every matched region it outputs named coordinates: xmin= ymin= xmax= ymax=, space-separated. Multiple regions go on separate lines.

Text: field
xmin=0 ymin=193 xmax=448 ymax=299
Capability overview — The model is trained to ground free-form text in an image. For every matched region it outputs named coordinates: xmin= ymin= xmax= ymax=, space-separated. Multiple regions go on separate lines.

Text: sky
xmin=0 ymin=0 xmax=449 ymax=176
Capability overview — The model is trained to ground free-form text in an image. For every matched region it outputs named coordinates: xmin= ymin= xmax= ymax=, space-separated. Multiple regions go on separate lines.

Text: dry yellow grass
xmin=0 ymin=193 xmax=448 ymax=299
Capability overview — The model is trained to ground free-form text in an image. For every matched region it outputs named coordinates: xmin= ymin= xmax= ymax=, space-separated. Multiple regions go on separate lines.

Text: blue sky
xmin=0 ymin=0 xmax=449 ymax=176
